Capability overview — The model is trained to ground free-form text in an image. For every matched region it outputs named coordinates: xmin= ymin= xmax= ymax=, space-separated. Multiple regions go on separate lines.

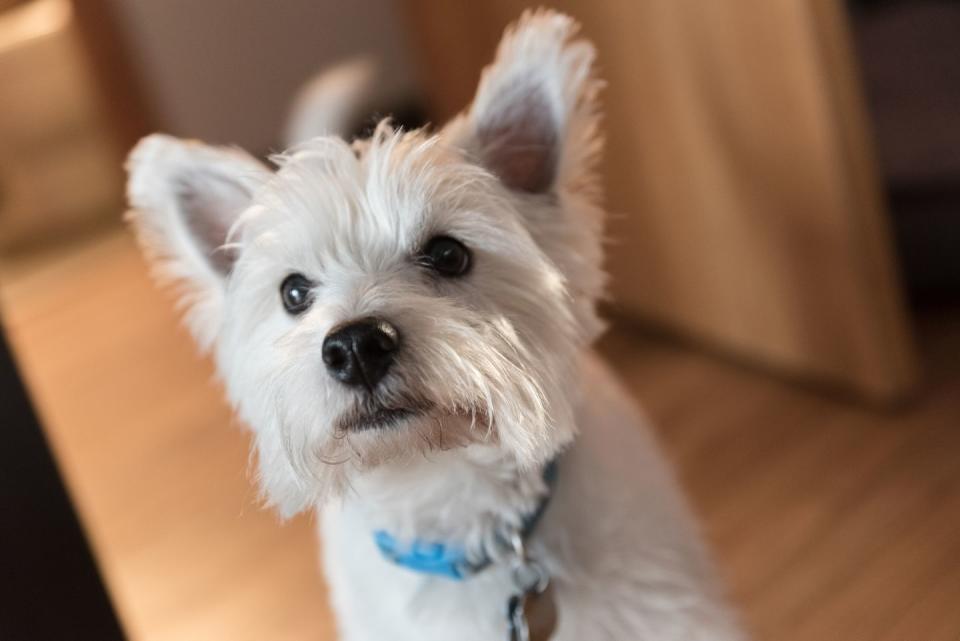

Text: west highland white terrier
xmin=126 ymin=10 xmax=747 ymax=641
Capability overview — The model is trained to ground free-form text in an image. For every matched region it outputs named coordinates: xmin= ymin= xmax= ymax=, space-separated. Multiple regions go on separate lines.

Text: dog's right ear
xmin=126 ymin=134 xmax=270 ymax=350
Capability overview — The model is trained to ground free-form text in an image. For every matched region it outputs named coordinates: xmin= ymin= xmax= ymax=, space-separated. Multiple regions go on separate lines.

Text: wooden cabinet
xmin=404 ymin=0 xmax=917 ymax=400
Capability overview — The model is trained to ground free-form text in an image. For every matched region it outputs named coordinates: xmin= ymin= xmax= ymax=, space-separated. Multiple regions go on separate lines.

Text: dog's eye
xmin=420 ymin=236 xmax=471 ymax=277
xmin=280 ymin=273 xmax=314 ymax=315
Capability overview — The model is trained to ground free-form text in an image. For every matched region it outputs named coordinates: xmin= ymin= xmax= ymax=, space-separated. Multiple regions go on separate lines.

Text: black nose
xmin=322 ymin=318 xmax=400 ymax=389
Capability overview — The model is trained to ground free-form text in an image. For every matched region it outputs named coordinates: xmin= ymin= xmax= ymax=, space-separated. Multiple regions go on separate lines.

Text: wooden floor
xmin=1 ymin=228 xmax=958 ymax=641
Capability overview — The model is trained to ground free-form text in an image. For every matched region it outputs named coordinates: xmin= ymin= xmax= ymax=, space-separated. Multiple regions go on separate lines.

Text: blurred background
xmin=0 ymin=1 xmax=957 ymax=640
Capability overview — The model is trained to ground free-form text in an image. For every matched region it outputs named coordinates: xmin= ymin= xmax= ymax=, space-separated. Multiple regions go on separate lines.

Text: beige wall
xmin=108 ymin=0 xmax=419 ymax=152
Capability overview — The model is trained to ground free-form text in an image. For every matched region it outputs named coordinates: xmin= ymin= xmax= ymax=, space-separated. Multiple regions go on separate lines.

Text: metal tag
xmin=507 ymin=582 xmax=557 ymax=641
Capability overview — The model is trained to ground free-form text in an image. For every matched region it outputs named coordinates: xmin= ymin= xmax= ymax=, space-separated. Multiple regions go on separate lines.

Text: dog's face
xmin=127 ymin=12 xmax=606 ymax=516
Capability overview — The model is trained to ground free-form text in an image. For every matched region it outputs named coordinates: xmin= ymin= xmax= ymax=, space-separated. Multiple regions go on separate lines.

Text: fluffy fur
xmin=126 ymin=10 xmax=747 ymax=640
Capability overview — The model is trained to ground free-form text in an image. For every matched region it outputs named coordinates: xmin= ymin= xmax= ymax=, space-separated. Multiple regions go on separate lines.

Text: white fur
xmin=126 ymin=9 xmax=747 ymax=640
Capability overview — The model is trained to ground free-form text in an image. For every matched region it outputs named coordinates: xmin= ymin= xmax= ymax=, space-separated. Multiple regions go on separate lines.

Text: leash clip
xmin=506 ymin=530 xmax=551 ymax=641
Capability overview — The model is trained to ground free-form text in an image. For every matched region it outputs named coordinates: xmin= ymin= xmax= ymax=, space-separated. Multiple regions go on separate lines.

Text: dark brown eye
xmin=421 ymin=236 xmax=471 ymax=277
xmin=280 ymin=273 xmax=314 ymax=315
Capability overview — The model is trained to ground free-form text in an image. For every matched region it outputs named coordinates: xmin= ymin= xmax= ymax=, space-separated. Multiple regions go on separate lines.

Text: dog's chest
xmin=321 ymin=503 xmax=527 ymax=641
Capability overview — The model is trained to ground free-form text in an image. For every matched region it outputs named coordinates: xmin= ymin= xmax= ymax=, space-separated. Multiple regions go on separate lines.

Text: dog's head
xmin=126 ymin=11 xmax=606 ymax=516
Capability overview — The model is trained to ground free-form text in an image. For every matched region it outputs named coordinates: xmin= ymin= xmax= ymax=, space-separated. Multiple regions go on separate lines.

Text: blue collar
xmin=373 ymin=459 xmax=559 ymax=581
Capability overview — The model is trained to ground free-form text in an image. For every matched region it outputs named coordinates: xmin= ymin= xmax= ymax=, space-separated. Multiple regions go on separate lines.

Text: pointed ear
xmin=125 ymin=134 xmax=270 ymax=349
xmin=446 ymin=10 xmax=603 ymax=194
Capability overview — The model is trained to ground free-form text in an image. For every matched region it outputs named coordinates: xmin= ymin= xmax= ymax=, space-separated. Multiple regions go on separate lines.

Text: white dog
xmin=126 ymin=10 xmax=746 ymax=641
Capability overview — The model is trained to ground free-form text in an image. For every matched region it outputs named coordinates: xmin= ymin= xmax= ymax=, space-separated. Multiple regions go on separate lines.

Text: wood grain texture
xmin=402 ymin=0 xmax=918 ymax=400
xmin=1 ymin=229 xmax=957 ymax=641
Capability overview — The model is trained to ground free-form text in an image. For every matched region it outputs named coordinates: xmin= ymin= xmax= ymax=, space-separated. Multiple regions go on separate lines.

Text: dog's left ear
xmin=445 ymin=10 xmax=603 ymax=195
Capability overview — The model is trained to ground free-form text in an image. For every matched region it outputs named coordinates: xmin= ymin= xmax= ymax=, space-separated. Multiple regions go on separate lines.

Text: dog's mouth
xmin=337 ymin=398 xmax=434 ymax=432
